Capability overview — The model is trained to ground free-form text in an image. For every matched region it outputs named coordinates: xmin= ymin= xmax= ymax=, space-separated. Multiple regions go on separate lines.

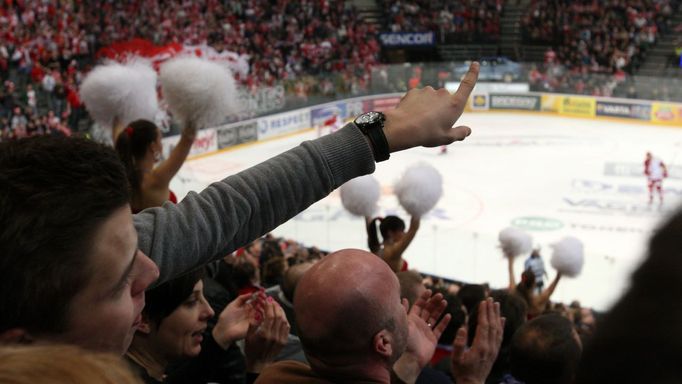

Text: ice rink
xmin=171 ymin=113 xmax=682 ymax=311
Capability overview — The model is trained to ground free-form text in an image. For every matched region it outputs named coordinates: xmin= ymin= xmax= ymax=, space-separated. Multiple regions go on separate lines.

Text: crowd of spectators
xmin=527 ymin=51 xmax=682 ymax=99
xmin=219 ymin=232 xmax=598 ymax=347
xmin=204 ymin=229 xmax=599 ymax=383
xmin=213 ymin=1 xmax=380 ymax=99
xmin=1 ymin=81 xmax=74 ymax=141
xmin=0 ymin=0 xmax=381 ymax=141
xmin=380 ymin=0 xmax=504 ymax=43
xmin=3 ymin=55 xmax=682 ymax=383
xmin=519 ymin=0 xmax=682 ymax=98
xmin=522 ymin=0 xmax=680 ymax=74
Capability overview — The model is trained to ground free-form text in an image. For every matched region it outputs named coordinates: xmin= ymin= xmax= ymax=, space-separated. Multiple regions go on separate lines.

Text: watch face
xmin=357 ymin=111 xmax=381 ymax=125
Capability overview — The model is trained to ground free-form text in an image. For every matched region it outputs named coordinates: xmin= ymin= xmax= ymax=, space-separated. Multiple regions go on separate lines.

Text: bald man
xmin=265 ymin=261 xmax=313 ymax=337
xmin=256 ymin=249 xmax=504 ymax=384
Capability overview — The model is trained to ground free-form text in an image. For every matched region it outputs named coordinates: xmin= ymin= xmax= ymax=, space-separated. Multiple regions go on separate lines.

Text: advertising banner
xmin=489 ymin=94 xmax=540 ymax=111
xmin=217 ymin=125 xmax=237 ymax=148
xmin=217 ymin=121 xmax=258 ymax=149
xmin=378 ymin=32 xmax=435 ymax=47
xmin=446 ymin=82 xmax=529 ymax=94
xmin=237 ymin=121 xmax=258 ymax=143
xmin=651 ymin=103 xmax=682 ymax=126
xmin=559 ymin=96 xmax=596 ymax=118
xmin=541 ymin=94 xmax=562 ymax=113
xmin=257 ymin=109 xmax=311 ymax=140
xmin=363 ymin=96 xmax=402 ymax=113
xmin=596 ymin=101 xmax=651 ymax=120
xmin=162 ymin=128 xmax=217 ymax=158
xmin=311 ymin=103 xmax=348 ymax=127
xmin=469 ymin=94 xmax=489 ymax=111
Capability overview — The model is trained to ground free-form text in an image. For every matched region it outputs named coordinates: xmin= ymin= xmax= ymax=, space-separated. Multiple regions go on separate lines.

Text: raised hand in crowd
xmin=212 ymin=291 xmax=266 ymax=349
xmin=451 ymin=298 xmax=505 ymax=384
xmin=384 ymin=62 xmax=479 ymax=152
xmin=393 ymin=290 xmax=450 ymax=383
xmin=244 ymin=298 xmax=290 ymax=373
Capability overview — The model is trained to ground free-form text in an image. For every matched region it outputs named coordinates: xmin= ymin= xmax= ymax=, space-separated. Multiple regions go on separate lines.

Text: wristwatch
xmin=354 ymin=111 xmax=390 ymax=162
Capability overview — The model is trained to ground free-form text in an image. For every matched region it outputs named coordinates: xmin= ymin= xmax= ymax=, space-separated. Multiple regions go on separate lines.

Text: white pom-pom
xmin=80 ymin=60 xmax=158 ymax=131
xmin=159 ymin=57 xmax=238 ymax=129
xmin=394 ymin=163 xmax=443 ymax=217
xmin=550 ymin=237 xmax=585 ymax=277
xmin=498 ymin=227 xmax=533 ymax=258
xmin=339 ymin=175 xmax=381 ymax=217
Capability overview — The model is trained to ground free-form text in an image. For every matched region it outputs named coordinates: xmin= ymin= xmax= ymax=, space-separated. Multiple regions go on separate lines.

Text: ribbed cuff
xmin=310 ymin=123 xmax=376 ymax=188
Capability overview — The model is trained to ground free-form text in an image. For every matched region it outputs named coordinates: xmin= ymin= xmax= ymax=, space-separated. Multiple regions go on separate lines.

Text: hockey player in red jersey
xmin=644 ymin=152 xmax=668 ymax=205
xmin=322 ymin=111 xmax=344 ymax=135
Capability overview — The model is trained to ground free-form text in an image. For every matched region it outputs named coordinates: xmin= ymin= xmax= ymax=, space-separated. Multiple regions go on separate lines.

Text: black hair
xmin=262 ymin=257 xmax=286 ymax=288
xmin=510 ymin=314 xmax=581 ymax=384
xmin=144 ymin=268 xmax=205 ymax=328
xmin=114 ymin=119 xmax=159 ymax=194
xmin=515 ymin=269 xmax=536 ymax=309
xmin=457 ymin=284 xmax=487 ymax=316
xmin=436 ymin=291 xmax=466 ymax=346
xmin=232 ymin=261 xmax=257 ymax=290
xmin=0 ymin=136 xmax=129 ymax=334
xmin=367 ymin=215 xmax=405 ymax=253
xmin=260 ymin=239 xmax=283 ymax=265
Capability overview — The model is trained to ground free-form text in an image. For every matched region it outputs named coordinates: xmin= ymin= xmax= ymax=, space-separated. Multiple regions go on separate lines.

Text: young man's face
xmin=52 ymin=206 xmax=159 ymax=354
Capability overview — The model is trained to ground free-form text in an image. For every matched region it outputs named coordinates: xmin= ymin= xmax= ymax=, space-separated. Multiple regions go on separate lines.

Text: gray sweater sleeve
xmin=134 ymin=124 xmax=375 ymax=285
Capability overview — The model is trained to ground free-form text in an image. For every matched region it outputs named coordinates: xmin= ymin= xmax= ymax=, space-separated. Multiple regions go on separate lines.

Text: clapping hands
xmin=451 ymin=298 xmax=505 ymax=384
xmin=244 ymin=297 xmax=290 ymax=373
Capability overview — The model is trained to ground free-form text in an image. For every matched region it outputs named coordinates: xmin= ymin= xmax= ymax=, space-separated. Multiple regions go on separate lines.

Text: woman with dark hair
xmin=366 ymin=215 xmax=420 ymax=273
xmin=114 ymin=119 xmax=196 ymax=213
xmin=126 ymin=269 xmax=289 ymax=383
xmin=508 ymin=255 xmax=561 ymax=319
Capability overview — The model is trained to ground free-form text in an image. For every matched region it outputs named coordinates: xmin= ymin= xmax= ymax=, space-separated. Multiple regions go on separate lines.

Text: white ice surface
xmin=171 ymin=113 xmax=682 ymax=310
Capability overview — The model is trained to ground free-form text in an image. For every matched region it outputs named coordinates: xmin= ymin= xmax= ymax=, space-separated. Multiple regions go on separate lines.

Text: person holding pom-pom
xmin=366 ymin=215 xmax=420 ymax=273
xmin=506 ymin=249 xmax=561 ymax=319
xmin=115 ymin=119 xmax=196 ymax=213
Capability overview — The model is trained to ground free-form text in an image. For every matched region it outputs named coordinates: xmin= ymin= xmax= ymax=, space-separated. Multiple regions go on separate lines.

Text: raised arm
xmin=136 ymin=63 xmax=480 ymax=285
xmin=136 ymin=125 xmax=374 ymax=285
xmin=150 ymin=123 xmax=197 ymax=188
xmin=537 ymin=272 xmax=562 ymax=306
xmin=507 ymin=254 xmax=517 ymax=292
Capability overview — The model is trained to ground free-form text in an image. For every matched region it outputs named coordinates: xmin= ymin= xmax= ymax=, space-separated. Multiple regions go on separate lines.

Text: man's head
xmin=530 ymin=249 xmax=540 ymax=259
xmin=294 ymin=249 xmax=408 ymax=379
xmin=281 ymin=262 xmax=313 ymax=303
xmin=510 ymin=314 xmax=581 ymax=384
xmin=0 ymin=136 xmax=159 ymax=353
xmin=397 ymin=270 xmax=425 ymax=307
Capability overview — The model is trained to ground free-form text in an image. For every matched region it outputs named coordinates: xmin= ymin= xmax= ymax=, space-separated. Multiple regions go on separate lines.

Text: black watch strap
xmin=363 ymin=123 xmax=390 ymax=162
xmin=355 ymin=112 xmax=390 ymax=162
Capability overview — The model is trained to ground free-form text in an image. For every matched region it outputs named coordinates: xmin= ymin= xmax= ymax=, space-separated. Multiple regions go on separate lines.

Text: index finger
xmin=453 ymin=61 xmax=480 ymax=102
